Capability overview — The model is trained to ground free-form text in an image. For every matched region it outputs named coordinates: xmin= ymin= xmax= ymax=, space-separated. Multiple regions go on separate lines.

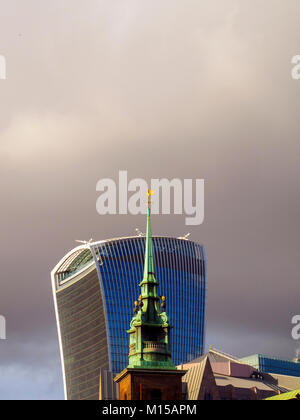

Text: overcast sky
xmin=0 ymin=0 xmax=300 ymax=399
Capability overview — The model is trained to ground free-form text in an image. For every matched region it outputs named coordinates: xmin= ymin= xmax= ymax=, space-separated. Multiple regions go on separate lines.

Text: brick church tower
xmin=114 ymin=191 xmax=185 ymax=400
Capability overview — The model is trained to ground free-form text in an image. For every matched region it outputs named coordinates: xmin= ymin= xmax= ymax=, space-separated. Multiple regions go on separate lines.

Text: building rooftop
xmin=265 ymin=388 xmax=300 ymax=400
xmin=214 ymin=374 xmax=275 ymax=391
xmin=178 ymin=352 xmax=282 ymax=400
xmin=52 ymin=234 xmax=205 ymax=288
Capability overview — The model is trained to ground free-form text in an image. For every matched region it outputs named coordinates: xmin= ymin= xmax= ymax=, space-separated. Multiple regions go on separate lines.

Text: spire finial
xmin=147 ymin=189 xmax=154 ymax=211
xmin=143 ymin=190 xmax=155 ymax=281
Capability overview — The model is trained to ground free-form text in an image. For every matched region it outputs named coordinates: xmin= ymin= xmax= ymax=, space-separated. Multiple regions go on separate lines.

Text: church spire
xmin=142 ymin=190 xmax=155 ymax=282
xmin=138 ymin=190 xmax=160 ymax=319
xmin=126 ymin=190 xmax=176 ymax=370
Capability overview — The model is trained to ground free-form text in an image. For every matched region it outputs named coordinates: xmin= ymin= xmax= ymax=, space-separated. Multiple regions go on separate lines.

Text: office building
xmin=240 ymin=354 xmax=300 ymax=378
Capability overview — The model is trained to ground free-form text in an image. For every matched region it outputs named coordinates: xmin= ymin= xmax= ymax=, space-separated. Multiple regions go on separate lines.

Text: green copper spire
xmin=142 ymin=206 xmax=155 ymax=282
xmin=127 ymin=190 xmax=176 ymax=370
xmin=139 ymin=192 xmax=160 ymax=319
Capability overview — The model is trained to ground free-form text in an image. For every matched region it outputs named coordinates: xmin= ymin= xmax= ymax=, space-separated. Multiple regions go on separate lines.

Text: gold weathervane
xmin=147 ymin=189 xmax=154 ymax=208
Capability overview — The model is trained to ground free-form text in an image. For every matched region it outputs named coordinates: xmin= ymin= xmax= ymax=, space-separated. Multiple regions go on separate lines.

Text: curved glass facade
xmin=52 ymin=236 xmax=207 ymax=399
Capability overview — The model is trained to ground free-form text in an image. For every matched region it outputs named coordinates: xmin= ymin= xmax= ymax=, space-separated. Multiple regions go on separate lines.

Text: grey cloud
xmin=0 ymin=0 xmax=300 ymax=398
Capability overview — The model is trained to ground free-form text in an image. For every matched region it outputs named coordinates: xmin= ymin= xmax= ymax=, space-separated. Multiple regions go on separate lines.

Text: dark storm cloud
xmin=0 ymin=0 xmax=300 ymax=399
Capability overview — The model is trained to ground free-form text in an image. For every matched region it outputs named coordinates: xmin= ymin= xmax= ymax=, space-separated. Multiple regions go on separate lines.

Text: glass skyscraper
xmin=51 ymin=236 xmax=207 ymax=400
xmin=240 ymin=354 xmax=300 ymax=377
